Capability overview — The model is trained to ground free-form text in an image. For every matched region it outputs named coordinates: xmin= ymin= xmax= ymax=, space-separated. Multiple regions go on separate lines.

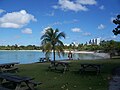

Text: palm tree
xmin=41 ymin=27 xmax=66 ymax=62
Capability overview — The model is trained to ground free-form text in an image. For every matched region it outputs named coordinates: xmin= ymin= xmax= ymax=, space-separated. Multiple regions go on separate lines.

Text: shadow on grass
xmin=71 ymin=70 xmax=102 ymax=77
xmin=45 ymin=68 xmax=65 ymax=74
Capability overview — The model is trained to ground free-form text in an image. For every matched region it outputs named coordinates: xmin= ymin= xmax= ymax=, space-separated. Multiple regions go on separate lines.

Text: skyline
xmin=0 ymin=0 xmax=120 ymax=46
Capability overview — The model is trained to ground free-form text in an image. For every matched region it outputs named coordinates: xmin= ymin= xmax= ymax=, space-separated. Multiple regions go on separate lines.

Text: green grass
xmin=17 ymin=59 xmax=120 ymax=90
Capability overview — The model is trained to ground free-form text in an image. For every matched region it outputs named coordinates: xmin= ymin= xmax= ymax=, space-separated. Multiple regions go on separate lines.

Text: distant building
xmin=72 ymin=42 xmax=79 ymax=47
xmin=87 ymin=38 xmax=101 ymax=45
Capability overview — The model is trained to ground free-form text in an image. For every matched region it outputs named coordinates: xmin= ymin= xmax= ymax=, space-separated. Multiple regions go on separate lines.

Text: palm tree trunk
xmin=53 ymin=45 xmax=56 ymax=66
xmin=53 ymin=44 xmax=55 ymax=61
xmin=53 ymin=45 xmax=55 ymax=61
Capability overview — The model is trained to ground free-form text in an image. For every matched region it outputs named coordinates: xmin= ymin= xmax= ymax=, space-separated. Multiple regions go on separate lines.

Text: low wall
xmin=93 ymin=53 xmax=110 ymax=59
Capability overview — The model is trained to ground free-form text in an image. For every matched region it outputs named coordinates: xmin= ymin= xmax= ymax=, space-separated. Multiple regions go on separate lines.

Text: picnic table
xmin=49 ymin=61 xmax=70 ymax=73
xmin=79 ymin=63 xmax=102 ymax=74
xmin=0 ymin=62 xmax=19 ymax=73
xmin=0 ymin=73 xmax=42 ymax=90
xmin=39 ymin=57 xmax=51 ymax=63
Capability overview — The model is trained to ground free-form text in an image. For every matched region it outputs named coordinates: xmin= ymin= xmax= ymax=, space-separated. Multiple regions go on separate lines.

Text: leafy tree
xmin=77 ymin=43 xmax=84 ymax=51
xmin=71 ymin=42 xmax=76 ymax=51
xmin=41 ymin=27 xmax=66 ymax=61
xmin=100 ymin=40 xmax=117 ymax=58
xmin=113 ymin=15 xmax=120 ymax=35
xmin=68 ymin=44 xmax=72 ymax=50
xmin=14 ymin=44 xmax=18 ymax=50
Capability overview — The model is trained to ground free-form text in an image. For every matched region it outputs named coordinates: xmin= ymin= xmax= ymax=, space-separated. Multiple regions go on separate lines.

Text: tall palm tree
xmin=41 ymin=27 xmax=66 ymax=61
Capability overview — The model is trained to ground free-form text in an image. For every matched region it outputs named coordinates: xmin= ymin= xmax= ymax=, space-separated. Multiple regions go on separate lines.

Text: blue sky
xmin=0 ymin=0 xmax=120 ymax=46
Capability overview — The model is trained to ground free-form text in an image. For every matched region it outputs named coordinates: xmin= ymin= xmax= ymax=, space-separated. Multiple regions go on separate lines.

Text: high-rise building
xmin=87 ymin=38 xmax=101 ymax=45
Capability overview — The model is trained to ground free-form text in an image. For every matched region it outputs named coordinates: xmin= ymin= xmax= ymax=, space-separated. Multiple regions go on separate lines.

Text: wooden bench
xmin=2 ymin=67 xmax=18 ymax=73
xmin=49 ymin=61 xmax=70 ymax=73
xmin=79 ymin=63 xmax=101 ymax=75
xmin=0 ymin=73 xmax=42 ymax=90
xmin=28 ymin=80 xmax=42 ymax=86
xmin=0 ymin=62 xmax=19 ymax=73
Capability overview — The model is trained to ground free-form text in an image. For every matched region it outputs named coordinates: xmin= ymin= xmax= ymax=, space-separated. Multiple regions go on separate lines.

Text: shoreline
xmin=0 ymin=50 xmax=110 ymax=58
xmin=0 ymin=50 xmax=42 ymax=52
xmin=0 ymin=50 xmax=94 ymax=53
xmin=64 ymin=50 xmax=94 ymax=54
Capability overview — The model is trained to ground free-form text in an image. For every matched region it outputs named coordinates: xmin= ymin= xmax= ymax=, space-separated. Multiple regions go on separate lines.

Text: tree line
xmin=0 ymin=40 xmax=120 ymax=54
xmin=0 ymin=44 xmax=41 ymax=50
xmin=64 ymin=40 xmax=120 ymax=54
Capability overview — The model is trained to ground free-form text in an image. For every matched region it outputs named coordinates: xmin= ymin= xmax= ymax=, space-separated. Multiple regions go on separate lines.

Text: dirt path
xmin=109 ymin=67 xmax=120 ymax=90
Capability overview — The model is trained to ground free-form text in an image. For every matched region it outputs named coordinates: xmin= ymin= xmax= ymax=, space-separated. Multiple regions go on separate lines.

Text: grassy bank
xmin=17 ymin=59 xmax=120 ymax=90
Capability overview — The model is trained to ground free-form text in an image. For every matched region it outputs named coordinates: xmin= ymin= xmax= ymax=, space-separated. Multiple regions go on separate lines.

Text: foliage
xmin=40 ymin=27 xmax=66 ymax=61
xmin=100 ymin=40 xmax=120 ymax=58
xmin=100 ymin=40 xmax=118 ymax=52
xmin=0 ymin=40 xmax=120 ymax=58
xmin=113 ymin=14 xmax=120 ymax=35
xmin=77 ymin=44 xmax=84 ymax=51
xmin=84 ymin=44 xmax=100 ymax=51
xmin=0 ymin=45 xmax=41 ymax=50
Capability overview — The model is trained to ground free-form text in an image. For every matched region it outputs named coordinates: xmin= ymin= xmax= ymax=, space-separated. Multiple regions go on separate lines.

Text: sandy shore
xmin=0 ymin=50 xmax=94 ymax=53
xmin=64 ymin=50 xmax=110 ymax=58
xmin=64 ymin=50 xmax=94 ymax=53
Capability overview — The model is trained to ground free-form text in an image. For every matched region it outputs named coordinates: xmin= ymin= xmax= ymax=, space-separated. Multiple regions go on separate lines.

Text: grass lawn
xmin=17 ymin=59 xmax=120 ymax=90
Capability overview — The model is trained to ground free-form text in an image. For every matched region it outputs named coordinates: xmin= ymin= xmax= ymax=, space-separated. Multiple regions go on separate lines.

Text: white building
xmin=88 ymin=38 xmax=101 ymax=45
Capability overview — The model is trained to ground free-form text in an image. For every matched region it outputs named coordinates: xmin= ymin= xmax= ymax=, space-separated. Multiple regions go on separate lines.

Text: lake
xmin=0 ymin=50 xmax=104 ymax=64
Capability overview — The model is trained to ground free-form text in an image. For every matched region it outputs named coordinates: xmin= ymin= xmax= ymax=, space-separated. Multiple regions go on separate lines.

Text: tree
xmin=41 ymin=27 xmax=66 ymax=61
xmin=113 ymin=15 xmax=120 ymax=35
xmin=77 ymin=43 xmax=84 ymax=51
xmin=100 ymin=40 xmax=116 ymax=58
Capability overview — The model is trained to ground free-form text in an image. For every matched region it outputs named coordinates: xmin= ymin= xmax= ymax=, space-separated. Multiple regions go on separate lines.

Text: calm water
xmin=0 ymin=50 xmax=103 ymax=64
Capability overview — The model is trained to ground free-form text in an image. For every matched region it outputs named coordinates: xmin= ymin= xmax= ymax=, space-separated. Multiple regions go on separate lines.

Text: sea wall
xmin=93 ymin=52 xmax=110 ymax=59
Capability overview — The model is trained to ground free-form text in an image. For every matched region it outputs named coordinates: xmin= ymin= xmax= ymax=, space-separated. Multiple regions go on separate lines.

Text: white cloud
xmin=52 ymin=5 xmax=59 ymax=9
xmin=53 ymin=0 xmax=97 ymax=12
xmin=0 ymin=9 xmax=5 ymax=14
xmin=99 ymin=5 xmax=104 ymax=10
xmin=58 ymin=0 xmax=88 ymax=12
xmin=46 ymin=11 xmax=54 ymax=16
xmin=71 ymin=28 xmax=82 ymax=32
xmin=51 ymin=22 xmax=62 ymax=26
xmin=48 ymin=21 xmax=62 ymax=26
xmin=41 ymin=27 xmax=51 ymax=34
xmin=22 ymin=28 xmax=32 ymax=34
xmin=98 ymin=24 xmax=105 ymax=30
xmin=0 ymin=10 xmax=37 ymax=28
xmin=48 ymin=19 xmax=78 ymax=26
xmin=111 ymin=35 xmax=117 ymax=39
xmin=63 ymin=19 xmax=79 ymax=24
xmin=77 ymin=0 xmax=97 ymax=5
xmin=110 ymin=17 xmax=115 ymax=22
xmin=83 ymin=32 xmax=91 ymax=36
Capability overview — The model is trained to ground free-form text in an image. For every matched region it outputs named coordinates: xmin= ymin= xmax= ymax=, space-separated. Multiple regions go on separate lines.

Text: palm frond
xmin=57 ymin=32 xmax=66 ymax=39
xmin=57 ymin=40 xmax=64 ymax=46
xmin=55 ymin=45 xmax=65 ymax=57
xmin=41 ymin=38 xmax=51 ymax=45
